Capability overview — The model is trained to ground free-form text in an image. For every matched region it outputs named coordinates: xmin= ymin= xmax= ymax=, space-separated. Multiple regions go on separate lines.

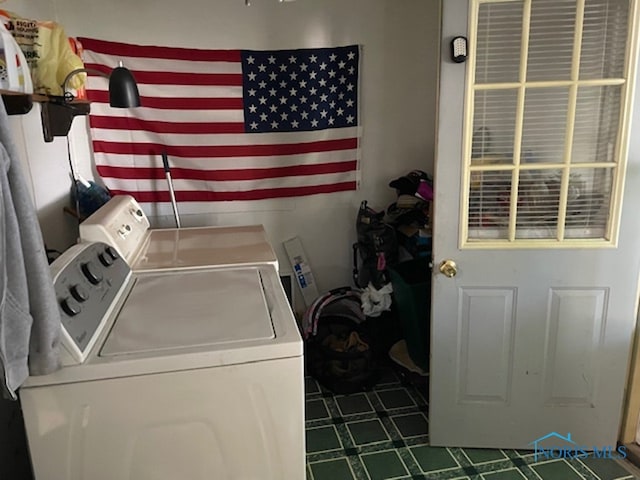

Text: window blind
xmin=465 ymin=0 xmax=632 ymax=245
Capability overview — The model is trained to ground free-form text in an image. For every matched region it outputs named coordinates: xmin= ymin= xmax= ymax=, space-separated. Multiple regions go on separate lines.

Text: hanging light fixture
xmin=61 ymin=61 xmax=140 ymax=107
xmin=40 ymin=62 xmax=141 ymax=142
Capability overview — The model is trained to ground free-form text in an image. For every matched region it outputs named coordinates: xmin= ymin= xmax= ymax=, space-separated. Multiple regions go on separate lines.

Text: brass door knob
xmin=439 ymin=259 xmax=457 ymax=278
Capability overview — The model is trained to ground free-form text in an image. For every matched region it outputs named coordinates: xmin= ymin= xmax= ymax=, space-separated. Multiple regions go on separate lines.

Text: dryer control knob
xmin=60 ymin=298 xmax=81 ymax=316
xmin=131 ymin=208 xmax=145 ymax=222
xmin=117 ymin=224 xmax=132 ymax=238
xmin=69 ymin=284 xmax=89 ymax=302
xmin=81 ymin=262 xmax=103 ymax=285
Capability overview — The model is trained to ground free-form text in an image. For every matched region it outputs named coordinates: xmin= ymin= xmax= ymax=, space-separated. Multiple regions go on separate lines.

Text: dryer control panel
xmin=79 ymin=195 xmax=150 ymax=262
xmin=51 ymin=242 xmax=132 ymax=364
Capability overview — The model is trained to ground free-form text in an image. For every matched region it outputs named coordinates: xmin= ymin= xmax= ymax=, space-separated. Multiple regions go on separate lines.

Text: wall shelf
xmin=0 ymin=91 xmax=91 ymax=142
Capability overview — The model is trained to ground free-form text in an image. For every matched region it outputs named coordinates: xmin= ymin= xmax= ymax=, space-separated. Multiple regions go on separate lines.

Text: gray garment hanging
xmin=0 ymin=101 xmax=61 ymax=399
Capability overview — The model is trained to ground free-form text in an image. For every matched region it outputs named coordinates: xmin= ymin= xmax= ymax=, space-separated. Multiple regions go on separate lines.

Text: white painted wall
xmin=4 ymin=0 xmax=81 ymax=253
xmin=3 ymin=0 xmax=440 ymax=298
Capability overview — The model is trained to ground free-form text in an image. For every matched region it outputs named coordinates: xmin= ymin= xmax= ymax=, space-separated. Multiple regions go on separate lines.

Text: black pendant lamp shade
xmin=108 ymin=62 xmax=141 ymax=107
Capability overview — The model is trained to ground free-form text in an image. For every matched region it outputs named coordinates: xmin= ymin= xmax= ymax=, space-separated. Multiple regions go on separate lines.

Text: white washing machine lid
xmin=22 ymin=264 xmax=302 ymax=387
xmin=131 ymin=225 xmax=279 ymax=272
xmin=101 ymin=268 xmax=275 ymax=357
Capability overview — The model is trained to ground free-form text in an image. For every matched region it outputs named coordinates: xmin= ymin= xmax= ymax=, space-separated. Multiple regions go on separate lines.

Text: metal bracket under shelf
xmin=40 ymin=100 xmax=90 ymax=142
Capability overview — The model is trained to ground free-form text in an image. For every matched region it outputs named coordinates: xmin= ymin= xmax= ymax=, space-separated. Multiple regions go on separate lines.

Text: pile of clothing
xmin=385 ymin=170 xmax=433 ymax=259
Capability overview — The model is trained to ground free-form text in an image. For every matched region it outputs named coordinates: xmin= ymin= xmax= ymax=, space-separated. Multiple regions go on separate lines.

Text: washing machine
xmin=78 ymin=195 xmax=279 ymax=273
xmin=20 ymin=242 xmax=305 ymax=480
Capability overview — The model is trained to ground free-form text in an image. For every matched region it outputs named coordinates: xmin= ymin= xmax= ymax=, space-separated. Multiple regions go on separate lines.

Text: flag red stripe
xmin=109 ymin=182 xmax=356 ymax=202
xmin=92 ymin=138 xmax=358 ymax=157
xmin=89 ymin=116 xmax=245 ymax=134
xmin=78 ymin=37 xmax=242 ymax=62
xmin=97 ymin=161 xmax=358 ymax=181
xmin=87 ymin=91 xmax=243 ymax=110
xmin=83 ymin=63 xmax=242 ymax=86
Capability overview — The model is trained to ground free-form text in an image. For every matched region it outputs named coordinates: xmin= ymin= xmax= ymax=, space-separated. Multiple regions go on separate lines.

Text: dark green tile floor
xmin=305 ymin=365 xmax=640 ymax=480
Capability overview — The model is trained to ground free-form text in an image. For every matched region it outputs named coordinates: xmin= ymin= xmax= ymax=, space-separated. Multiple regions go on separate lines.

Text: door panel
xmin=458 ymin=288 xmax=517 ymax=404
xmin=430 ymin=0 xmax=640 ymax=449
xmin=543 ymin=288 xmax=606 ymax=406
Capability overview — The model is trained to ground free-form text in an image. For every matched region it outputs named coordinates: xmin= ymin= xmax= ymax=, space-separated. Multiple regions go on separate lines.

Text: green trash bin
xmin=388 ymin=257 xmax=431 ymax=372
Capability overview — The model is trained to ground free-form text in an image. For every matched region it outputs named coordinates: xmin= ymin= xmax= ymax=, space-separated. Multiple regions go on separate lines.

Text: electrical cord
xmin=65 ymin=135 xmax=81 ymax=224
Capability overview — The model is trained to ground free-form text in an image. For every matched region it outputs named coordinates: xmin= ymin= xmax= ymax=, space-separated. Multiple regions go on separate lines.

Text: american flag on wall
xmin=77 ymin=38 xmax=361 ymax=202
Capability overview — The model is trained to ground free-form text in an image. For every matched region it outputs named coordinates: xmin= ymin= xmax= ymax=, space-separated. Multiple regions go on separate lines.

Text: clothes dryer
xmin=79 ymin=195 xmax=279 ymax=272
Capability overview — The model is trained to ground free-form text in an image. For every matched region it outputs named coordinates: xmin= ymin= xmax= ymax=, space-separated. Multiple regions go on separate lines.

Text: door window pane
xmin=468 ymin=170 xmax=513 ymax=240
xmin=564 ymin=167 xmax=613 ymax=238
xmin=580 ymin=0 xmax=629 ymax=79
xmin=476 ymin=1 xmax=524 ymax=84
xmin=527 ymin=0 xmax=577 ymax=81
xmin=515 ymin=169 xmax=562 ymax=239
xmin=521 ymin=87 xmax=570 ymax=165
xmin=472 ymin=89 xmax=518 ymax=164
xmin=572 ymin=85 xmax=622 ymax=164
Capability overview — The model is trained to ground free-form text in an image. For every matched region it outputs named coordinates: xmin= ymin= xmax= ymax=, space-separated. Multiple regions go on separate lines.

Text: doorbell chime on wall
xmin=451 ymin=36 xmax=468 ymax=63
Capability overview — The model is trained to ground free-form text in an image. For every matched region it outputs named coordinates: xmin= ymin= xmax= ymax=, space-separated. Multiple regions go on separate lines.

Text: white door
xmin=430 ymin=0 xmax=640 ymax=449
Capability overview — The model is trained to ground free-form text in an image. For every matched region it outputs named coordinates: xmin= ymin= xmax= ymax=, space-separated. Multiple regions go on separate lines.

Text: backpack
xmin=352 ymin=201 xmax=398 ymax=289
